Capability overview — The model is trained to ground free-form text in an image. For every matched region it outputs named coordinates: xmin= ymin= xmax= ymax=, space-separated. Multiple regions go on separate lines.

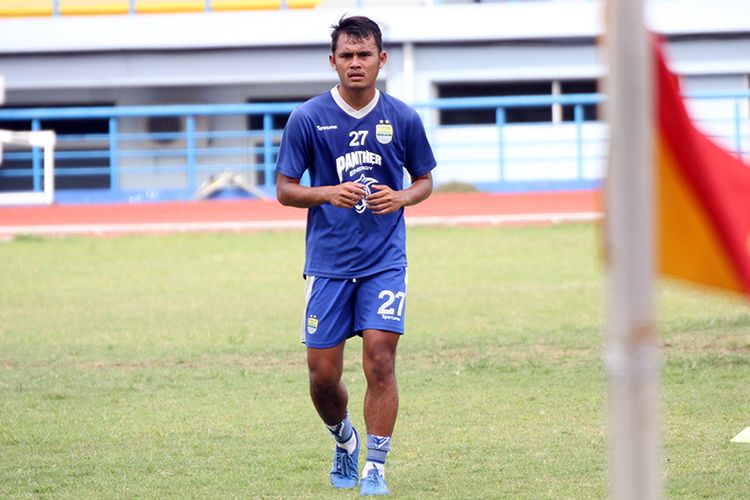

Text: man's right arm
xmin=276 ymin=173 xmax=367 ymax=209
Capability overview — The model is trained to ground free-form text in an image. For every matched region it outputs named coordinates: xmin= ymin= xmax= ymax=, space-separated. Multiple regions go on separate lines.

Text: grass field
xmin=2 ymin=223 xmax=749 ymax=498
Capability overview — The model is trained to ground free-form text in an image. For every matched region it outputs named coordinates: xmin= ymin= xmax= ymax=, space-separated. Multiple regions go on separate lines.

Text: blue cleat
xmin=329 ymin=428 xmax=359 ymax=489
xmin=359 ymin=467 xmax=389 ymax=496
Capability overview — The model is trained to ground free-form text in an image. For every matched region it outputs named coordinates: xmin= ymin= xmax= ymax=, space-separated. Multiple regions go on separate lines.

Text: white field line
xmin=0 ymin=211 xmax=603 ymax=237
xmin=404 ymin=212 xmax=602 ymax=226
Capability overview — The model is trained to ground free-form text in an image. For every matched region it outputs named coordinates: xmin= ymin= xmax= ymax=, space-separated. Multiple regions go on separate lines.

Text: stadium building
xmin=0 ymin=0 xmax=748 ymax=203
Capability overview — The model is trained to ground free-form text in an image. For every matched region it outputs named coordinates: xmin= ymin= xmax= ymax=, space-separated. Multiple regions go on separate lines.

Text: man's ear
xmin=329 ymin=53 xmax=336 ymax=69
xmin=378 ymin=51 xmax=388 ymax=69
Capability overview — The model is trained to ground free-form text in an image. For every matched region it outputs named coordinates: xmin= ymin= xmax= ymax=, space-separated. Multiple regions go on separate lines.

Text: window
xmin=560 ymin=80 xmax=598 ymax=122
xmin=438 ymin=82 xmax=551 ymax=125
xmin=246 ymin=97 xmax=307 ymax=132
xmin=246 ymin=97 xmax=309 ymax=185
xmin=436 ymin=79 xmax=598 ymax=125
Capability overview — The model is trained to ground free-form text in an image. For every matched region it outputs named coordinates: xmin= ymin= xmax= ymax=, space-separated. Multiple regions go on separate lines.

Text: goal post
xmin=0 ymin=76 xmax=58 ymax=206
xmin=0 ymin=129 xmax=57 ymax=206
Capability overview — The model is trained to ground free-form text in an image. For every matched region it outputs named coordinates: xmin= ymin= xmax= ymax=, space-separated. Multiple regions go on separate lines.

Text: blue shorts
xmin=300 ymin=267 xmax=408 ymax=349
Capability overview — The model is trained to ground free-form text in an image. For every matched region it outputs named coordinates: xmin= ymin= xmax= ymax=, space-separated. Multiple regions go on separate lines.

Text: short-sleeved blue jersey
xmin=276 ymin=87 xmax=437 ymax=279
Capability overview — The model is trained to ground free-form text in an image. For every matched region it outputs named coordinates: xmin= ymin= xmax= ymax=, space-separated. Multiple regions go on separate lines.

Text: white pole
xmin=28 ymin=130 xmax=56 ymax=205
xmin=402 ymin=41 xmax=416 ymax=104
xmin=604 ymin=0 xmax=660 ymax=499
xmin=43 ymin=137 xmax=56 ymax=205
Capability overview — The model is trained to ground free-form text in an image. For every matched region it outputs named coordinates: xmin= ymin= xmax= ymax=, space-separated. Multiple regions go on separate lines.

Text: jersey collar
xmin=330 ymin=86 xmax=380 ymax=119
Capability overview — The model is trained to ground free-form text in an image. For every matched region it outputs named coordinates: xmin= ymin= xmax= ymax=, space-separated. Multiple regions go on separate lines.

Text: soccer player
xmin=275 ymin=15 xmax=437 ymax=497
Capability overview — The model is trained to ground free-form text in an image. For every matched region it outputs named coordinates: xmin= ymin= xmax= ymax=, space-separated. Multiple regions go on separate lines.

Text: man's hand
xmin=327 ymin=182 xmax=367 ymax=209
xmin=366 ymin=184 xmax=406 ymax=215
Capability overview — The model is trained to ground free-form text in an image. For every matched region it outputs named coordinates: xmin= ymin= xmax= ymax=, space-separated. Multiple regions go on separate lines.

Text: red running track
xmin=0 ymin=190 xmax=601 ymax=237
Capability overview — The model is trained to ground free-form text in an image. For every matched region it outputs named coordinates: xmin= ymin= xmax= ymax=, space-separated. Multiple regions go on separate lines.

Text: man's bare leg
xmin=307 ymin=342 xmax=359 ymax=489
xmin=360 ymin=329 xmax=399 ymax=495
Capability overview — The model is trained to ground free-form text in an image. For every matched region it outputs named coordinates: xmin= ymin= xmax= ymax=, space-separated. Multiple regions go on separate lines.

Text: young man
xmin=275 ymin=15 xmax=436 ymax=496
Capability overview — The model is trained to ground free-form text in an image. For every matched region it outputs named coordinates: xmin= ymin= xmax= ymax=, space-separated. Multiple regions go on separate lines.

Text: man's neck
xmin=336 ymin=85 xmax=377 ymax=111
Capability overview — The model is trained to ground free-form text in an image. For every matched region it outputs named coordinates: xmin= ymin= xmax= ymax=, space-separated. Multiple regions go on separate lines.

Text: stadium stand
xmin=0 ymin=0 xmax=321 ymax=17
xmin=0 ymin=0 xmax=748 ymax=204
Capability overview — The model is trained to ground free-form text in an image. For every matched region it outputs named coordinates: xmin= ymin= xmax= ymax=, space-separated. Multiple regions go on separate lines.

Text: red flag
xmin=656 ymin=43 xmax=750 ymax=295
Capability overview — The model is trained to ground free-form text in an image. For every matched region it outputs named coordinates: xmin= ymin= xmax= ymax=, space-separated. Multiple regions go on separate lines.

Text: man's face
xmin=330 ymin=34 xmax=386 ymax=92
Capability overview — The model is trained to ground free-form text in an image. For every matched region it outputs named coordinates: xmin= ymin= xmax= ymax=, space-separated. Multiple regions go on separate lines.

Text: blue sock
xmin=326 ymin=415 xmax=355 ymax=451
xmin=363 ymin=434 xmax=391 ymax=476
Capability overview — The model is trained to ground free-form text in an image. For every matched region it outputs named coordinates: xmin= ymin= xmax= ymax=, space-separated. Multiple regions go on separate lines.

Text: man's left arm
xmin=366 ymin=172 xmax=433 ymax=215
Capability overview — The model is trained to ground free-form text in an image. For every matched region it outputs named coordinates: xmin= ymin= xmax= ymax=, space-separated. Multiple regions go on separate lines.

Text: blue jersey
xmin=276 ymin=88 xmax=437 ymax=279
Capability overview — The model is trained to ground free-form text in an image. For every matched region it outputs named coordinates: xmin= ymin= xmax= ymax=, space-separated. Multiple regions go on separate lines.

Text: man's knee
xmin=309 ymin=365 xmax=341 ymax=392
xmin=363 ymin=341 xmax=397 ymax=383
xmin=307 ymin=348 xmax=344 ymax=391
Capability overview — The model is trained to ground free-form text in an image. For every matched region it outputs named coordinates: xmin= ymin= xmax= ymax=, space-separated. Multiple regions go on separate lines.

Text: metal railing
xmin=0 ymin=91 xmax=748 ymax=203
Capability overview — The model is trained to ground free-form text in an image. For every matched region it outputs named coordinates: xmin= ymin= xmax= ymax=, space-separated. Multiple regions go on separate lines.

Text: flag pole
xmin=604 ymin=0 xmax=660 ymax=499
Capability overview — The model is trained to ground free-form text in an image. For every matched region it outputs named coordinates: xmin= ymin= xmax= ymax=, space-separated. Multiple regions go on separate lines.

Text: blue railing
xmin=0 ymin=91 xmax=748 ymax=203
xmin=0 ymin=102 xmax=299 ymax=202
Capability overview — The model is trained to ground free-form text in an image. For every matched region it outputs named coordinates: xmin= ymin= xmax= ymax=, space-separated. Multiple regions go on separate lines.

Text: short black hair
xmin=330 ymin=15 xmax=383 ymax=54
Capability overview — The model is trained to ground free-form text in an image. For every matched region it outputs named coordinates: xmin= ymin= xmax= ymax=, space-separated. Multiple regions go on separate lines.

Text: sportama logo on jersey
xmin=376 ymin=120 xmax=393 ymax=144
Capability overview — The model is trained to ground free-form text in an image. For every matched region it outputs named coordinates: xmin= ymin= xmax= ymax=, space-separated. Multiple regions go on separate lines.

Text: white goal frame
xmin=0 ymin=129 xmax=57 ymax=206
xmin=0 ymin=75 xmax=57 ymax=206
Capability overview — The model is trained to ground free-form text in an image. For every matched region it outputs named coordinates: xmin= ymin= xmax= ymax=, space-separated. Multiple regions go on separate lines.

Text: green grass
xmin=1 ymin=224 xmax=749 ymax=498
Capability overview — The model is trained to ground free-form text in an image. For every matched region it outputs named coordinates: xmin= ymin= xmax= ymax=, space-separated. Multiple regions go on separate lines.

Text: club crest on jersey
xmin=307 ymin=315 xmax=318 ymax=334
xmin=376 ymin=120 xmax=393 ymax=144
